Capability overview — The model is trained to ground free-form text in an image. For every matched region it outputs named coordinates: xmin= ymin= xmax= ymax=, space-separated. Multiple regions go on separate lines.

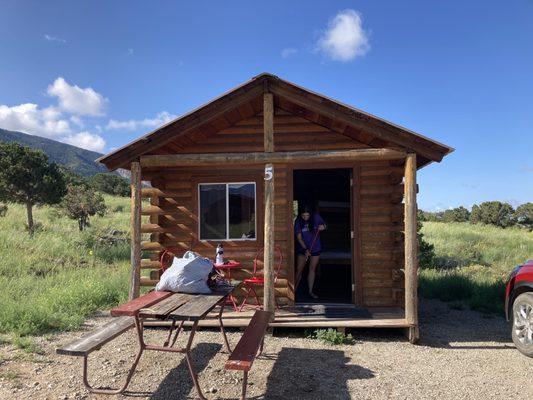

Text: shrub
xmin=309 ymin=328 xmax=355 ymax=345
xmin=418 ymin=219 xmax=436 ymax=268
xmin=61 ymin=184 xmax=107 ymax=231
xmin=89 ymin=173 xmax=130 ymax=197
xmin=470 ymin=201 xmax=515 ymax=228
xmin=442 ymin=206 xmax=470 ymax=223
xmin=113 ymin=205 xmax=125 ymax=212
xmin=514 ymin=202 xmax=533 ymax=230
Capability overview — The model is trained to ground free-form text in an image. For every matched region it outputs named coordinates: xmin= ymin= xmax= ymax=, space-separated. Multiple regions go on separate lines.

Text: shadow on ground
xmin=416 ymin=298 xmax=513 ymax=350
xmin=260 ymin=347 xmax=374 ymax=400
xmin=273 ymin=298 xmax=515 ymax=352
xmin=123 ymin=342 xmax=221 ymax=399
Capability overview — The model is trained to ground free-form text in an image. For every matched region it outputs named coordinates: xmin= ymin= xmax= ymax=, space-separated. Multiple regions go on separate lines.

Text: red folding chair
xmin=239 ymin=246 xmax=283 ymax=311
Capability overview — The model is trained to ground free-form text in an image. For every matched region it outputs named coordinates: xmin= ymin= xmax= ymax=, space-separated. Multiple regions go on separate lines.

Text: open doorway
xmin=293 ymin=168 xmax=352 ymax=304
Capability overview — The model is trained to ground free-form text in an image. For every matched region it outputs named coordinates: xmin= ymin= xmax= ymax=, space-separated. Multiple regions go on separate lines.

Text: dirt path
xmin=1 ymin=299 xmax=531 ymax=400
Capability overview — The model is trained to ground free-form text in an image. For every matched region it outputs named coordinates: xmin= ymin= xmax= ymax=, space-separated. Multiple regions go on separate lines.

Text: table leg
xmin=241 ymin=370 xmax=249 ymax=400
xmin=82 ymin=346 xmax=143 ymax=395
xmin=81 ymin=315 xmax=145 ymax=394
xmin=170 ymin=320 xmax=185 ymax=348
xmin=184 ymin=320 xmax=206 ymax=400
xmin=218 ymin=302 xmax=231 ymax=353
xmin=163 ymin=319 xmax=176 ymax=347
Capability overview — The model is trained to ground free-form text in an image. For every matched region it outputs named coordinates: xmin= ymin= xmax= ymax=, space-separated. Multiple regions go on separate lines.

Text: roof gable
xmin=98 ymin=73 xmax=453 ymax=170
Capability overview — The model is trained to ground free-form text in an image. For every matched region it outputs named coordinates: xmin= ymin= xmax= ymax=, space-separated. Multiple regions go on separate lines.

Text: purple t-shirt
xmin=294 ymin=214 xmax=325 ymax=253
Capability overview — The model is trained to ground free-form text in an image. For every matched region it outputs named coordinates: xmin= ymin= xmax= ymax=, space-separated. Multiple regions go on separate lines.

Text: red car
xmin=505 ymin=259 xmax=533 ymax=357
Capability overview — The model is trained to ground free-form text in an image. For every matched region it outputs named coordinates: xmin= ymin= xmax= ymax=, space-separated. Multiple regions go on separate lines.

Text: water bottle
xmin=215 ymin=244 xmax=224 ymax=265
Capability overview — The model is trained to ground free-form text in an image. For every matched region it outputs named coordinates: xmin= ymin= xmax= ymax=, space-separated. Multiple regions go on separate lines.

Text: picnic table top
xmin=111 ymin=283 xmax=238 ymax=321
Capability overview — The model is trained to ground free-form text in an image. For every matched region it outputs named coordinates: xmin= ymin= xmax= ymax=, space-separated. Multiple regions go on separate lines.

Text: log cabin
xmin=97 ymin=73 xmax=453 ymax=342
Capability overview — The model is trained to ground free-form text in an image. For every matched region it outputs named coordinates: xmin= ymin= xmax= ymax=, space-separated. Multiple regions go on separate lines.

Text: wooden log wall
xmin=359 ymin=160 xmax=405 ymax=307
xmin=137 ymin=106 xmax=406 ymax=308
xmin=139 ymin=164 xmax=292 ymax=306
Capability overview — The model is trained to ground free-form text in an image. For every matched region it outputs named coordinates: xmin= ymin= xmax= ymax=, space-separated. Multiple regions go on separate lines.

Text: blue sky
xmin=0 ymin=1 xmax=532 ymax=210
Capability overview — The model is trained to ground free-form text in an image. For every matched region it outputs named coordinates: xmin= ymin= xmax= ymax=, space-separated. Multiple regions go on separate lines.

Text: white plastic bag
xmin=155 ymin=251 xmax=212 ymax=294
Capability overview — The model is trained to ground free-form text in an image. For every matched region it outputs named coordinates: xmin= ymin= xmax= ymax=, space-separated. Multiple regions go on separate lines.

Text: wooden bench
xmin=225 ymin=310 xmax=272 ymax=400
xmin=57 ymin=316 xmax=134 ymax=356
xmin=56 ymin=290 xmax=172 ymax=394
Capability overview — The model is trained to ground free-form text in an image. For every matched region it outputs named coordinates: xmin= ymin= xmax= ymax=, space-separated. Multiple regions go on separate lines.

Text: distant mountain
xmin=0 ymin=128 xmax=109 ymax=176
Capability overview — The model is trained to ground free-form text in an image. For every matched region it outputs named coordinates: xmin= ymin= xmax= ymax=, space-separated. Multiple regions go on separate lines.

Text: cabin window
xmin=198 ymin=182 xmax=256 ymax=241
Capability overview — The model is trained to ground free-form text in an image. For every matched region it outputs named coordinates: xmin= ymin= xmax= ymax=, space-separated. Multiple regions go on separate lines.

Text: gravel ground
xmin=1 ymin=299 xmax=532 ymax=400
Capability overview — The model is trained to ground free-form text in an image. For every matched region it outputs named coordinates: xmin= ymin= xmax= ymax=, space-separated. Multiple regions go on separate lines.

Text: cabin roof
xmin=97 ymin=73 xmax=453 ymax=170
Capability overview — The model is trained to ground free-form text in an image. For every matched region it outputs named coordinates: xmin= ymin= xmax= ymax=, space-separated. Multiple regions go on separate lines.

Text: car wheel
xmin=512 ymin=292 xmax=533 ymax=358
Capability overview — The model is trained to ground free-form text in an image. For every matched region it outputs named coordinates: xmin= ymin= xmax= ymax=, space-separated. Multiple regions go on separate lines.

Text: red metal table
xmin=89 ymin=283 xmax=239 ymax=399
xmin=214 ymin=261 xmax=242 ymax=311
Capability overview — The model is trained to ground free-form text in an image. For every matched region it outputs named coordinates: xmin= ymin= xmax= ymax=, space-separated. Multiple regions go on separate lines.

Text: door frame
xmin=288 ymin=164 xmax=358 ymax=305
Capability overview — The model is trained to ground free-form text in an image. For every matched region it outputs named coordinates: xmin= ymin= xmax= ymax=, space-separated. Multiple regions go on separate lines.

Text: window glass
xmin=198 ymin=182 xmax=256 ymax=241
xmin=199 ymin=184 xmax=226 ymax=240
xmin=228 ymin=183 xmax=256 ymax=239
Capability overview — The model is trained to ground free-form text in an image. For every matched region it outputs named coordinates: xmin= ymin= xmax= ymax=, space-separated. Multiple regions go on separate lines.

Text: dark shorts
xmin=297 ymin=250 xmax=321 ymax=257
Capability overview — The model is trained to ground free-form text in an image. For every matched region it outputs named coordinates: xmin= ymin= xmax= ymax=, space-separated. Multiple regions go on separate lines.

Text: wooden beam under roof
xmin=139 ymin=148 xmax=406 ymax=168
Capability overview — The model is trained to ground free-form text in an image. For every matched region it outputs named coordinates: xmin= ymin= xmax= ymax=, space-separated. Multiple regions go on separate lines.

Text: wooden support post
xmin=129 ymin=161 xmax=142 ymax=300
xmin=263 ymin=164 xmax=275 ymax=318
xmin=404 ymin=153 xmax=419 ymax=343
xmin=263 ymin=93 xmax=274 ymax=153
xmin=263 ymin=91 xmax=275 ymax=319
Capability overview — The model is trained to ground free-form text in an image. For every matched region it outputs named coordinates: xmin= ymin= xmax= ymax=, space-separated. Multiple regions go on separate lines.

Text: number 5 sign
xmin=264 ymin=165 xmax=273 ymax=181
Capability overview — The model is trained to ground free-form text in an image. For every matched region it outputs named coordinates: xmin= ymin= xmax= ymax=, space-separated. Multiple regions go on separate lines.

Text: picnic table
xmin=58 ymin=282 xmax=239 ymax=399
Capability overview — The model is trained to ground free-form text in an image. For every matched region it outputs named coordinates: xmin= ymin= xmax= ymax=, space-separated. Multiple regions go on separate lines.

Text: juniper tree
xmin=61 ymin=183 xmax=107 ymax=231
xmin=0 ymin=142 xmax=66 ymax=235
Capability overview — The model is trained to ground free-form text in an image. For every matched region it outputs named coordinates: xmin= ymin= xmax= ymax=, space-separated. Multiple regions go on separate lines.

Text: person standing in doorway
xmin=294 ymin=205 xmax=326 ymax=299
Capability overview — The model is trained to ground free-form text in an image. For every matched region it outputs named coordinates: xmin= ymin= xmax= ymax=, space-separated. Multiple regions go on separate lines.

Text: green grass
xmin=0 ymin=195 xmax=131 ymax=336
xmin=420 ymin=222 xmax=533 ymax=314
xmin=0 ymin=369 xmax=22 ymax=387
xmin=12 ymin=336 xmax=44 ymax=355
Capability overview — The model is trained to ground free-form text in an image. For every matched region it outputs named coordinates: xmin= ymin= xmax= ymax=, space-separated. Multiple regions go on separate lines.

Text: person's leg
xmin=295 ymin=254 xmax=307 ymax=290
xmin=307 ymin=256 xmax=320 ymax=298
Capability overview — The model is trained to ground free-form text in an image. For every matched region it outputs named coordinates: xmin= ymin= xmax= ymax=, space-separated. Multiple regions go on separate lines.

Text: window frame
xmin=197 ymin=181 xmax=257 ymax=242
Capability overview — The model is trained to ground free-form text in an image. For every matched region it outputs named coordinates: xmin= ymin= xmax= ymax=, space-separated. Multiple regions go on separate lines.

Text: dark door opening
xmin=293 ymin=168 xmax=352 ymax=304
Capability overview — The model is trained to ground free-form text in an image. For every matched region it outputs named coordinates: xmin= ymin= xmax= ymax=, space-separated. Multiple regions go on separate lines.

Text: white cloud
xmin=44 ymin=34 xmax=66 ymax=43
xmin=0 ymin=103 xmax=70 ymax=137
xmin=70 ymin=115 xmax=84 ymax=128
xmin=316 ymin=9 xmax=370 ymax=62
xmin=62 ymin=131 xmax=106 ymax=152
xmin=0 ymin=77 xmax=112 ymax=152
xmin=281 ymin=48 xmax=298 ymax=59
xmin=106 ymin=111 xmax=176 ymax=131
xmin=0 ymin=103 xmax=106 ymax=152
xmin=47 ymin=77 xmax=108 ymax=116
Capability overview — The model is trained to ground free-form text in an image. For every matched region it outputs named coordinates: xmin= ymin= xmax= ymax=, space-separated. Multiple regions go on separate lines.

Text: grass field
xmin=0 ymin=196 xmax=131 ymax=337
xmin=420 ymin=222 xmax=533 ymax=314
xmin=1 ymin=198 xmax=531 ymax=339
